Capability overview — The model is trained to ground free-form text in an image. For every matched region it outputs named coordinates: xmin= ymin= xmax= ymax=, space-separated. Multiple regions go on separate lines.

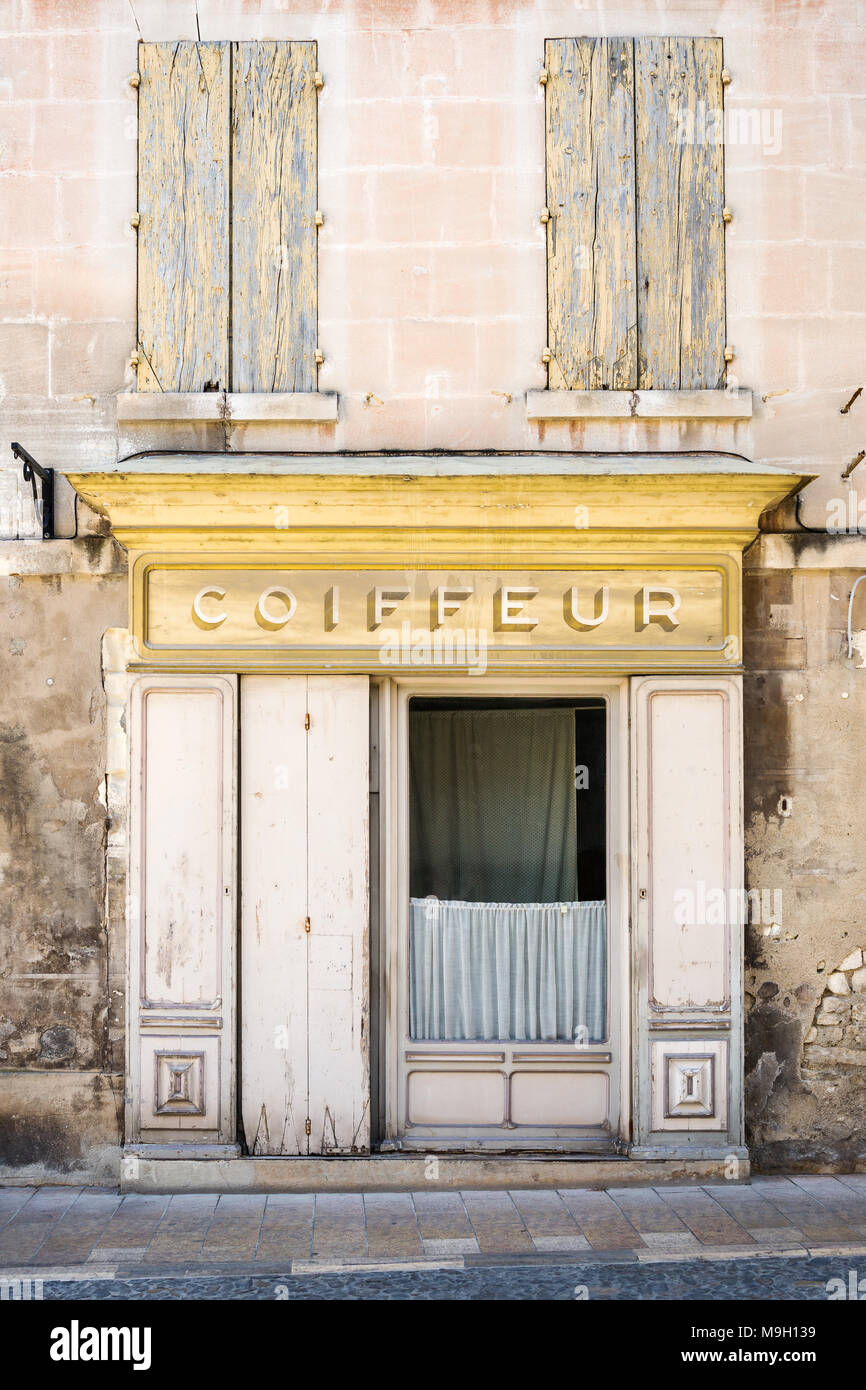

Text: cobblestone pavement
xmin=23 ymin=1252 xmax=866 ymax=1300
xmin=2 ymin=1176 xmax=866 ymax=1296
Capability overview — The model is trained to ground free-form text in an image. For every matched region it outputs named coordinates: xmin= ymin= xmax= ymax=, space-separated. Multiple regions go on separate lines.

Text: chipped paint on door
xmin=631 ymin=676 xmax=743 ymax=1147
xmin=240 ymin=676 xmax=370 ymax=1155
xmin=128 ymin=675 xmax=237 ymax=1144
xmin=240 ymin=677 xmax=308 ymax=1155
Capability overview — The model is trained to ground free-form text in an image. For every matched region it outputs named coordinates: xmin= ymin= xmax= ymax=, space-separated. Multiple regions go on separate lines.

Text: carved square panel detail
xmin=665 ymin=1054 xmax=714 ymax=1118
xmin=153 ymin=1050 xmax=205 ymax=1116
xmin=651 ymin=1039 xmax=727 ymax=1132
xmin=139 ymin=1033 xmax=220 ymax=1132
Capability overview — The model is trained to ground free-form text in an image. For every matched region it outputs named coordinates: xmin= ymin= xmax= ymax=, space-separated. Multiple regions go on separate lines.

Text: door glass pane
xmin=408 ymin=699 xmax=607 ymax=1043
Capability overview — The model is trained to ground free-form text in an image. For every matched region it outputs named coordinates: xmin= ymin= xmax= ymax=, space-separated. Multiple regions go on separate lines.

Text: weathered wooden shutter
xmin=137 ymin=40 xmax=317 ymax=393
xmin=231 ymin=42 xmax=318 ymax=392
xmin=545 ymin=38 xmax=637 ymax=391
xmin=545 ymin=36 xmax=725 ymax=391
xmin=241 ymin=676 xmax=369 ymax=1156
xmin=128 ymin=675 xmax=237 ymax=1146
xmin=635 ymin=38 xmax=725 ymax=389
xmin=631 ymin=676 xmax=743 ymax=1150
xmin=137 ymin=43 xmax=230 ymax=392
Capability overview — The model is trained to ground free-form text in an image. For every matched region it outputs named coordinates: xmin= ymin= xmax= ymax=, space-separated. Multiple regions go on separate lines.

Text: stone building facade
xmin=0 ymin=0 xmax=864 ymax=1184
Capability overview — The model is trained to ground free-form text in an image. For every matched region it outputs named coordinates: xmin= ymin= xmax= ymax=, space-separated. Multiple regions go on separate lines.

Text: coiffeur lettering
xmin=191 ymin=582 xmax=683 ymax=634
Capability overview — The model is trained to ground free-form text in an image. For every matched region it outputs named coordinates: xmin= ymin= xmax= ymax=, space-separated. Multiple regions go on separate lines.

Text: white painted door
xmin=128 ymin=675 xmax=237 ymax=1146
xmin=239 ymin=677 xmax=308 ymax=1155
xmin=630 ymin=676 xmax=744 ymax=1150
xmin=241 ymin=675 xmax=370 ymax=1155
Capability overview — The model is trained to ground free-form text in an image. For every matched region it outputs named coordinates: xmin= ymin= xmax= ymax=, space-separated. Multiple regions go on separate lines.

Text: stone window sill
xmin=116 ymin=392 xmax=339 ymax=424
xmin=525 ymin=389 xmax=752 ymax=421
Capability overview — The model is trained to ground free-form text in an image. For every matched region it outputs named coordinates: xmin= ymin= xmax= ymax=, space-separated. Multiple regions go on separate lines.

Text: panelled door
xmin=240 ymin=675 xmax=369 ymax=1155
xmin=630 ymin=675 xmax=744 ymax=1151
xmin=385 ymin=678 xmax=628 ymax=1152
xmin=128 ymin=675 xmax=237 ymax=1147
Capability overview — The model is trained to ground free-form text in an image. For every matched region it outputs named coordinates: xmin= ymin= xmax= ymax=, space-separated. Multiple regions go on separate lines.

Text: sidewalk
xmin=2 ymin=1176 xmax=866 ymax=1278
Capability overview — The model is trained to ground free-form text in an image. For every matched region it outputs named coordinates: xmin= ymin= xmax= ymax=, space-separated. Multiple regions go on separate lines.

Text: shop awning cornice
xmin=68 ymin=450 xmax=803 ymax=479
xmin=66 ymin=453 xmax=810 ymax=559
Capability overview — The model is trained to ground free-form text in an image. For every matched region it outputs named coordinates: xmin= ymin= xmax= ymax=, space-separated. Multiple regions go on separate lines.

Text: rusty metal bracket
xmin=11 ymin=442 xmax=54 ymax=539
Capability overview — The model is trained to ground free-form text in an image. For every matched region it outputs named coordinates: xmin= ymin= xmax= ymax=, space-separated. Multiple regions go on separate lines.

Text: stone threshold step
xmin=121 ymin=1153 xmax=749 ymax=1194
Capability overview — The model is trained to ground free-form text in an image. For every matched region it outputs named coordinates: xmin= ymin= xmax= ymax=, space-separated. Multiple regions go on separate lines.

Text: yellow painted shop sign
xmin=133 ymin=565 xmax=738 ymax=673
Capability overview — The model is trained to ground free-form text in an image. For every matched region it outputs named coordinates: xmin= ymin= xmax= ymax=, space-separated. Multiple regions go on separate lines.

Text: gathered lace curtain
xmin=409 ymin=898 xmax=607 ymax=1042
xmin=409 ymin=708 xmax=606 ymax=1043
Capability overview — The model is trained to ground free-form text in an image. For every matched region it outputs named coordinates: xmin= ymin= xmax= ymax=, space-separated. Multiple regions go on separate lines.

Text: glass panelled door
xmin=387 ymin=683 xmax=626 ymax=1151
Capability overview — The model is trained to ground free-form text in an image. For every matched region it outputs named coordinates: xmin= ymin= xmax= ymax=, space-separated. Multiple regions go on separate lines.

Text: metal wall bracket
xmin=11 ymin=442 xmax=54 ymax=539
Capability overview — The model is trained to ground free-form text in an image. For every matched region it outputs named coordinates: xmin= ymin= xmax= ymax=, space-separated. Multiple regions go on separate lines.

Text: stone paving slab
xmin=2 ymin=1179 xmax=866 ymax=1271
xmin=698 ymin=1182 xmax=800 ymax=1236
xmin=363 ymin=1193 xmax=423 ymax=1258
xmin=311 ymin=1193 xmax=367 ymax=1258
xmin=0 ymin=1188 xmax=80 ymax=1264
xmin=605 ymin=1186 xmax=691 ymax=1236
xmin=460 ymin=1191 xmax=533 ymax=1253
xmin=422 ymin=1236 xmax=480 ymax=1256
xmin=510 ymin=1189 xmax=586 ymax=1244
xmin=750 ymin=1177 xmax=859 ymax=1243
xmin=411 ymin=1190 xmax=475 ymax=1242
xmin=747 ymin=1226 xmax=805 ymax=1246
xmin=557 ymin=1189 xmax=645 ymax=1250
xmin=34 ymin=1191 xmax=122 ymax=1266
xmin=256 ymin=1194 xmax=314 ymax=1262
xmin=654 ymin=1186 xmax=757 ymax=1247
xmin=90 ymin=1193 xmax=171 ymax=1260
xmin=789 ymin=1174 xmax=866 ymax=1222
xmin=0 ymin=1187 xmax=36 ymax=1222
xmin=143 ymin=1194 xmax=218 ymax=1263
xmin=200 ymin=1195 xmax=266 ymax=1262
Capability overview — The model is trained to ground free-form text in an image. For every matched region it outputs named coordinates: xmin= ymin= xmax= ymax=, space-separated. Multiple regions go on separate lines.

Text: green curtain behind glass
xmin=409 ymin=708 xmax=578 ymax=903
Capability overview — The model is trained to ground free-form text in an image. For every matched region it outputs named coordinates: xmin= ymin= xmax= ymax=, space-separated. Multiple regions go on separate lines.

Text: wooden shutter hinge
xmin=304 ymin=915 xmax=311 ymax=934
xmin=130 ymin=213 xmax=140 ymax=229
xmin=541 ymin=347 xmax=552 ymax=365
xmin=721 ymin=67 xmax=732 ymax=86
xmin=305 ymin=1117 xmax=312 ymax=1135
xmin=538 ymin=68 xmax=549 ymax=86
xmin=314 ymin=348 xmax=324 ymax=366
xmin=540 ymin=207 xmax=551 ymax=225
xmin=128 ymin=73 xmax=140 ymax=89
xmin=724 ymin=346 xmax=735 ymax=364
xmin=304 ymin=711 xmax=311 ymax=729
xmin=722 ymin=206 xmax=733 ymax=224
xmin=313 ymin=70 xmax=324 ymax=90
